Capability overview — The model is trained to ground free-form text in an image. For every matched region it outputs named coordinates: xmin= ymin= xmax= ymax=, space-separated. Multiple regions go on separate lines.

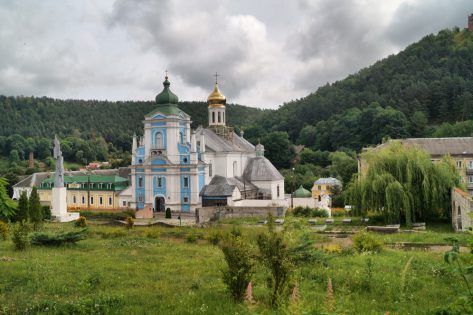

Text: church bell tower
xmin=207 ymin=73 xmax=226 ymax=127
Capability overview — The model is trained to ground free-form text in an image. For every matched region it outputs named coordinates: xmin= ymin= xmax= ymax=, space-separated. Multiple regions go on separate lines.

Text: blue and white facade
xmin=130 ymin=75 xmax=287 ymax=215
xmin=130 ymin=77 xmax=206 ymax=213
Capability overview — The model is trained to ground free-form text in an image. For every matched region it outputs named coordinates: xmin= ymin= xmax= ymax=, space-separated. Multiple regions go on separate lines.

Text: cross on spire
xmin=165 ymin=69 xmax=168 ymax=79
xmin=214 ymin=72 xmax=219 ymax=84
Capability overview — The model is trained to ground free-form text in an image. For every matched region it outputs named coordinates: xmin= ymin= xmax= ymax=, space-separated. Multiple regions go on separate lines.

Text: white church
xmin=129 ymin=75 xmax=286 ymax=216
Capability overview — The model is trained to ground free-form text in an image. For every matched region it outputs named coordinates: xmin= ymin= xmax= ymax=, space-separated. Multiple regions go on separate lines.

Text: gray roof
xmin=242 ymin=157 xmax=284 ymax=181
xmin=367 ymin=137 xmax=473 ymax=157
xmin=314 ymin=177 xmax=342 ymax=186
xmin=200 ymin=175 xmax=238 ymax=196
xmin=196 ymin=126 xmax=255 ymax=153
xmin=13 ymin=168 xmax=131 ymax=188
xmin=401 ymin=137 xmax=473 ymax=156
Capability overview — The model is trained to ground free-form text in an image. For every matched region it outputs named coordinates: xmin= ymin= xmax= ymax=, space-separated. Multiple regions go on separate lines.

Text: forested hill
xmin=0 ymin=96 xmax=266 ymax=151
xmin=252 ymin=28 xmax=473 ymax=152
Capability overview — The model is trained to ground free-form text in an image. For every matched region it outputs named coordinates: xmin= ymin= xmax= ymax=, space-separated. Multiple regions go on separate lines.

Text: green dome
xmin=293 ymin=185 xmax=312 ymax=198
xmin=155 ymin=76 xmax=179 ymax=105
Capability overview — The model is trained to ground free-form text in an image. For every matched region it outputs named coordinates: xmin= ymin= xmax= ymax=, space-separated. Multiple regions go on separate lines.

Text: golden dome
xmin=207 ymin=83 xmax=226 ymax=108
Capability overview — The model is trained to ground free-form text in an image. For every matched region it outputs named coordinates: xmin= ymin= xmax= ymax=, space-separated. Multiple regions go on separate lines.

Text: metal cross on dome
xmin=165 ymin=69 xmax=168 ymax=79
xmin=214 ymin=72 xmax=219 ymax=84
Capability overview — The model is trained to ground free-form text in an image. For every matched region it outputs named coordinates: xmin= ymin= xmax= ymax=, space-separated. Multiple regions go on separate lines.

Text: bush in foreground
xmin=11 ymin=222 xmax=32 ymax=251
xmin=75 ymin=216 xmax=87 ymax=227
xmin=0 ymin=221 xmax=8 ymax=240
xmin=352 ymin=232 xmax=383 ymax=253
xmin=219 ymin=234 xmax=254 ymax=302
xmin=31 ymin=229 xmax=87 ymax=246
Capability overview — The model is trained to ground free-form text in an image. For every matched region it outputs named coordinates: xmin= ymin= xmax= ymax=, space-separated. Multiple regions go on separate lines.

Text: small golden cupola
xmin=208 ymin=73 xmax=226 ymax=126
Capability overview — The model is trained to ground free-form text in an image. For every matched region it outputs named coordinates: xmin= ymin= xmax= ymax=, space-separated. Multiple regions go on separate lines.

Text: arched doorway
xmin=155 ymin=196 xmax=165 ymax=212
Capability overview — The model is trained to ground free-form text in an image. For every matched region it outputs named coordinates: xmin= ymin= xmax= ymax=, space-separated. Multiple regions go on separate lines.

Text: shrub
xmin=331 ymin=208 xmax=345 ymax=217
xmin=207 ymin=230 xmax=224 ymax=245
xmin=352 ymin=232 xmax=383 ymax=253
xmin=311 ymin=208 xmax=329 ymax=218
xmin=293 ymin=206 xmax=310 ymax=217
xmin=230 ymin=226 xmax=242 ymax=238
xmin=324 ymin=244 xmax=342 ymax=254
xmin=186 ymin=230 xmax=198 ymax=243
xmin=366 ymin=211 xmax=386 ymax=225
xmin=0 ymin=221 xmax=8 ymax=240
xmin=165 ymin=208 xmax=172 ymax=219
xmin=143 ymin=229 xmax=160 ymax=239
xmin=125 ymin=216 xmax=135 ymax=229
xmin=79 ymin=210 xmax=135 ymax=221
xmin=42 ymin=206 xmax=51 ymax=220
xmin=75 ymin=216 xmax=87 ymax=228
xmin=31 ymin=229 xmax=87 ymax=246
xmin=257 ymin=222 xmax=294 ymax=307
xmin=11 ymin=222 xmax=32 ymax=251
xmin=219 ymin=234 xmax=254 ymax=302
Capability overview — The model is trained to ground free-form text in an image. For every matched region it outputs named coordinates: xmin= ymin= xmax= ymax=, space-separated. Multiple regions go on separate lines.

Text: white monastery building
xmin=130 ymin=75 xmax=286 ymax=215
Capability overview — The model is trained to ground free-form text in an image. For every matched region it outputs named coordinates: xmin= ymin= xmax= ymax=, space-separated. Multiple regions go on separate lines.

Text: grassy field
xmin=0 ymin=220 xmax=471 ymax=314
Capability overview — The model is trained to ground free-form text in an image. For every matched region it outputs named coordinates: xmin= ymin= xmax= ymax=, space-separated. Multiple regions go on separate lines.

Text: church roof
xmin=147 ymin=75 xmax=185 ymax=117
xmin=293 ymin=185 xmax=312 ymax=198
xmin=198 ymin=127 xmax=255 ymax=153
xmin=199 ymin=175 xmax=237 ymax=196
xmin=242 ymin=156 xmax=284 ymax=181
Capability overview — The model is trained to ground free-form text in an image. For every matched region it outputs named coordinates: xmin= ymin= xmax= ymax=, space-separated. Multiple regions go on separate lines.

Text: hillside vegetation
xmin=250 ymin=28 xmax=473 ymax=151
xmin=0 ymin=96 xmax=266 ymax=152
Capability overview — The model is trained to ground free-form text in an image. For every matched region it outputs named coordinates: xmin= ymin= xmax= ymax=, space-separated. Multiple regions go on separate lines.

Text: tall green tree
xmin=0 ymin=177 xmax=17 ymax=221
xmin=347 ymin=142 xmax=460 ymax=226
xmin=14 ymin=191 xmax=29 ymax=223
xmin=29 ymin=187 xmax=43 ymax=228
xmin=261 ymin=131 xmax=295 ymax=169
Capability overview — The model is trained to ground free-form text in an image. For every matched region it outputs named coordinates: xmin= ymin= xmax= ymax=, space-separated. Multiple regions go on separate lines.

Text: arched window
xmin=155 ymin=132 xmax=163 ymax=149
xmin=212 ymin=112 xmax=215 ymax=123
xmin=218 ymin=112 xmax=221 ymax=123
xmin=233 ymin=161 xmax=238 ymax=176
xmin=277 ymin=185 xmax=280 ymax=198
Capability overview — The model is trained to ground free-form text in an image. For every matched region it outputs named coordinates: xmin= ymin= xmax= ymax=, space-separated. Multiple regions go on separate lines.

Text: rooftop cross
xmin=165 ymin=69 xmax=168 ymax=79
xmin=214 ymin=72 xmax=219 ymax=84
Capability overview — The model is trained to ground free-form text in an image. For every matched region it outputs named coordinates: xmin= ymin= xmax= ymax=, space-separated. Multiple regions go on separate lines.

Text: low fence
xmin=196 ymin=206 xmax=286 ymax=223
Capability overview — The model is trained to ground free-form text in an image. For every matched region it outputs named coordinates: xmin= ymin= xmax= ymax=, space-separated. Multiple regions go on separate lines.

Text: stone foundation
xmin=196 ymin=206 xmax=285 ymax=223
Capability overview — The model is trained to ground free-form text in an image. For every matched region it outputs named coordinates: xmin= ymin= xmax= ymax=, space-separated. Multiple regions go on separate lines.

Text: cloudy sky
xmin=0 ymin=0 xmax=472 ymax=108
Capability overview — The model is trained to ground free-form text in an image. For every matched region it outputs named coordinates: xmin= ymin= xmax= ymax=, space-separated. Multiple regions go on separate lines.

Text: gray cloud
xmin=0 ymin=0 xmax=472 ymax=107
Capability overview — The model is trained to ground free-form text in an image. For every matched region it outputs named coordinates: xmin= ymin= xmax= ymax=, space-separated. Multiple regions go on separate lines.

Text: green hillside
xmin=0 ymin=96 xmax=266 ymax=151
xmin=253 ymin=27 xmax=473 ymax=151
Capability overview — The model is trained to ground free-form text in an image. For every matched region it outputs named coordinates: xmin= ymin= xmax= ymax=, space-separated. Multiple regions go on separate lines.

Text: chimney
xmin=28 ymin=151 xmax=34 ymax=168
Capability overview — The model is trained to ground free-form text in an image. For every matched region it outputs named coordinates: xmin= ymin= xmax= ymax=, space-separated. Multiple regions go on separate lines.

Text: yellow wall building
xmin=311 ymin=177 xmax=342 ymax=201
xmin=38 ymin=175 xmax=129 ymax=211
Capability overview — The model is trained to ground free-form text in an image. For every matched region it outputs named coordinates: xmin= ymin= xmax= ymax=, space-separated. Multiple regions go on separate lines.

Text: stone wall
xmin=451 ymin=188 xmax=473 ymax=231
xmin=196 ymin=206 xmax=286 ymax=223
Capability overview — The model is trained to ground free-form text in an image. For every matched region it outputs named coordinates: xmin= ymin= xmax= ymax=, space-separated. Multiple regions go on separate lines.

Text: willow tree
xmin=347 ymin=142 xmax=461 ymax=226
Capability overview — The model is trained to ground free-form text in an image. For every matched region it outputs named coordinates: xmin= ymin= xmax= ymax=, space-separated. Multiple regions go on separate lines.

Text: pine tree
xmin=0 ymin=177 xmax=17 ymax=221
xmin=29 ymin=187 xmax=43 ymax=228
xmin=14 ymin=191 xmax=29 ymax=223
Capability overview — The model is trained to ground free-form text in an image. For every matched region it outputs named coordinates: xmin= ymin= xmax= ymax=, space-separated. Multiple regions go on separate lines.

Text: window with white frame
xmin=138 ymin=177 xmax=143 ymax=188
xmin=183 ymin=176 xmax=189 ymax=188
xmin=90 ymin=196 xmax=94 ymax=205
xmin=99 ymin=196 xmax=103 ymax=205
xmin=73 ymin=195 xmax=77 ymax=204
xmin=469 ymin=176 xmax=473 ymax=183
xmin=108 ymin=197 xmax=112 ymax=205
xmin=82 ymin=196 xmax=85 ymax=204
xmin=457 ymin=160 xmax=463 ymax=168
xmin=157 ymin=177 xmax=163 ymax=188
xmin=184 ymin=196 xmax=189 ymax=203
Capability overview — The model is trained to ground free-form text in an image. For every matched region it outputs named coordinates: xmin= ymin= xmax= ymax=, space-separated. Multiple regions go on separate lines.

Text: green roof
xmin=293 ymin=185 xmax=312 ymax=198
xmin=42 ymin=175 xmax=128 ymax=184
xmin=146 ymin=76 xmax=185 ymax=117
